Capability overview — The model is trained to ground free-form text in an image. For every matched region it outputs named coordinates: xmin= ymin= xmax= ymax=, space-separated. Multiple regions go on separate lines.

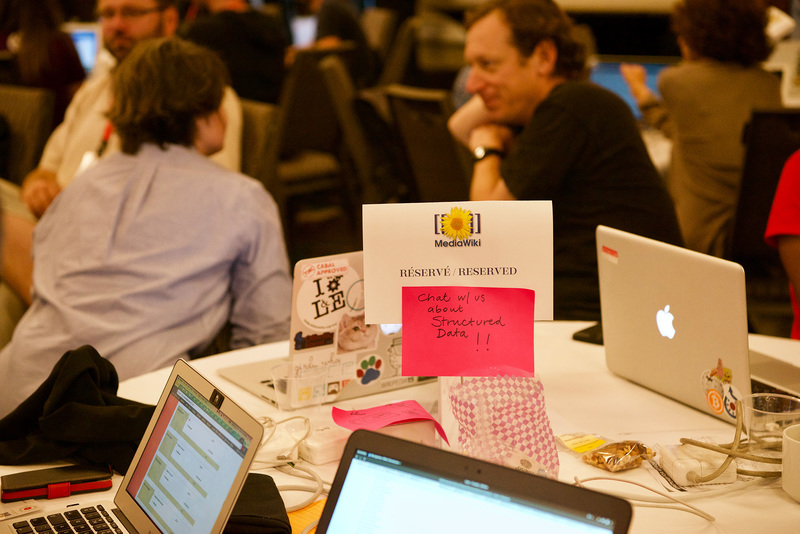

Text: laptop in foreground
xmin=5 ymin=360 xmax=263 ymax=534
xmin=597 ymin=225 xmax=800 ymax=424
xmin=316 ymin=430 xmax=632 ymax=533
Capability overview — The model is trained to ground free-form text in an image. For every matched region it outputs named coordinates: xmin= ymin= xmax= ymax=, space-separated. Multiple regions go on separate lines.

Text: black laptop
xmin=316 ymin=430 xmax=632 ymax=533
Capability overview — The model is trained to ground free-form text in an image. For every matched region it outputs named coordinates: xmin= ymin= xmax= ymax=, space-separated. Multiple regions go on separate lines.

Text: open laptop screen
xmin=62 ymin=22 xmax=100 ymax=74
xmin=590 ymin=57 xmax=676 ymax=118
xmin=324 ymin=446 xmax=619 ymax=533
xmin=125 ymin=376 xmax=254 ymax=534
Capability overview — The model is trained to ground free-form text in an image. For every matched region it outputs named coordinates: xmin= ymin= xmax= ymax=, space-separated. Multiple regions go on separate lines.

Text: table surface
xmin=3 ymin=321 xmax=800 ymax=533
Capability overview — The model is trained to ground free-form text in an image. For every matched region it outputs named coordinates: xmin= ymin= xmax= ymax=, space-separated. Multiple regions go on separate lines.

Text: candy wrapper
xmin=581 ymin=440 xmax=653 ymax=472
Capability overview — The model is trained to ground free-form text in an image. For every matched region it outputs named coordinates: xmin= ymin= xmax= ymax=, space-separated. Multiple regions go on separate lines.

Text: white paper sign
xmin=363 ymin=201 xmax=553 ymax=324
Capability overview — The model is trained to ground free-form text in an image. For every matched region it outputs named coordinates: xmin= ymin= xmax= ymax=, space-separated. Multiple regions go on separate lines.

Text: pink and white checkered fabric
xmin=448 ymin=376 xmax=559 ymax=477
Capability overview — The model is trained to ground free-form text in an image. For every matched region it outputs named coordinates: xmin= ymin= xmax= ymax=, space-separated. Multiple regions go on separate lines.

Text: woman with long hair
xmin=0 ymin=0 xmax=86 ymax=126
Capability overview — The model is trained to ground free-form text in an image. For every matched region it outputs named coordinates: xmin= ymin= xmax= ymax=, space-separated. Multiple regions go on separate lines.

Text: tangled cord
xmin=573 ymin=475 xmax=771 ymax=523
xmin=252 ymin=416 xmax=330 ymax=514
xmin=679 ymin=400 xmax=782 ymax=482
xmin=575 ymin=400 xmax=785 ymax=523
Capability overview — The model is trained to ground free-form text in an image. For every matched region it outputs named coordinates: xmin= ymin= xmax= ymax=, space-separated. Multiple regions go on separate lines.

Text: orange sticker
xmin=707 ymin=389 xmax=724 ymax=414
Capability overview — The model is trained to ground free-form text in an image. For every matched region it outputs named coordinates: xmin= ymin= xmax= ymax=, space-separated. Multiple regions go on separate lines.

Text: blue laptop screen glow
xmin=63 ymin=25 xmax=99 ymax=74
xmin=590 ymin=60 xmax=672 ymax=118
xmin=71 ymin=30 xmax=98 ymax=74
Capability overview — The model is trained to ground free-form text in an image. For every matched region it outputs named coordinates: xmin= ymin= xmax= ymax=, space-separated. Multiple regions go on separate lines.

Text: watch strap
xmin=473 ymin=146 xmax=505 ymax=161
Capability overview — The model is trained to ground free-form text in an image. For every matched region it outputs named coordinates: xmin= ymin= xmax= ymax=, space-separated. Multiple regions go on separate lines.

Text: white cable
xmin=632 ymin=502 xmax=713 ymax=519
xmin=254 ymin=416 xmax=327 ymax=512
xmin=678 ymin=400 xmax=782 ymax=481
xmin=301 ymin=519 xmax=320 ymax=534
xmin=278 ymin=463 xmax=326 ymax=512
xmin=277 ymin=464 xmax=332 ymax=489
xmin=573 ymin=476 xmax=715 ymax=522
xmin=574 ymin=474 xmax=771 ymax=512
xmin=252 ymin=415 xmax=312 ymax=469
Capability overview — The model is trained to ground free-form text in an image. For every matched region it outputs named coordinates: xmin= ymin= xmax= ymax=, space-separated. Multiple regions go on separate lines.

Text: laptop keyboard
xmin=10 ymin=505 xmax=123 ymax=534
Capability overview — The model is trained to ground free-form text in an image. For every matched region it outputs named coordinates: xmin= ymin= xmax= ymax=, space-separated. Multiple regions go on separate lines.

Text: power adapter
xmin=298 ymin=424 xmax=352 ymax=465
xmin=659 ymin=443 xmax=737 ymax=486
xmin=257 ymin=421 xmax=305 ymax=464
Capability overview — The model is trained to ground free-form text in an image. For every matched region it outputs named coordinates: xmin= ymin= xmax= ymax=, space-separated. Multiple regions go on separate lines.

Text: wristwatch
xmin=472 ymin=146 xmax=505 ymax=162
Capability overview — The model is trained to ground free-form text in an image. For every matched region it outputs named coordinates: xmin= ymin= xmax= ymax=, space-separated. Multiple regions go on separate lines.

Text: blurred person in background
xmin=181 ymin=0 xmax=288 ymax=104
xmin=0 ymin=0 xmax=86 ymax=126
xmin=621 ymin=0 xmax=781 ymax=257
xmin=765 ymin=148 xmax=800 ymax=340
xmin=0 ymin=0 xmax=243 ymax=346
xmin=0 ymin=37 xmax=291 ymax=418
xmin=286 ymin=0 xmax=379 ymax=87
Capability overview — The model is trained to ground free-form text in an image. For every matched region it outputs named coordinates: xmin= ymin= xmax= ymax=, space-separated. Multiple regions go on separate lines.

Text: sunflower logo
xmin=441 ymin=207 xmax=473 ymax=241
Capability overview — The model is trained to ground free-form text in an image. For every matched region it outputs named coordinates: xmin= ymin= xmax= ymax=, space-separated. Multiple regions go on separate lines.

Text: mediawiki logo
xmin=434 ymin=207 xmax=481 ymax=247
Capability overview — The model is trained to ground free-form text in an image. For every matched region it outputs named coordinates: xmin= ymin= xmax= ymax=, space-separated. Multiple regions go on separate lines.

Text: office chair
xmin=319 ymin=54 xmax=415 ymax=208
xmin=260 ymin=46 xmax=361 ymax=258
xmin=376 ymin=16 xmax=422 ymax=87
xmin=0 ymin=84 xmax=55 ymax=186
xmin=360 ymin=7 xmax=399 ymax=63
xmin=318 ymin=54 xmax=381 ymax=208
xmin=726 ymin=108 xmax=800 ymax=336
xmin=239 ymin=98 xmax=279 ymax=187
xmin=384 ymin=83 xmax=472 ymax=202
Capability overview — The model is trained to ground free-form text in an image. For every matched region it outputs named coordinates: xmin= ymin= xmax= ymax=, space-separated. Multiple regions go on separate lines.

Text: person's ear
xmin=677 ymin=36 xmax=698 ymax=60
xmin=162 ymin=6 xmax=180 ymax=37
xmin=533 ymin=39 xmax=558 ymax=76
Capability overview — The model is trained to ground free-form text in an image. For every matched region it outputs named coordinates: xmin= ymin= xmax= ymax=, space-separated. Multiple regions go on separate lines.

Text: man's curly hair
xmin=465 ymin=0 xmax=587 ymax=80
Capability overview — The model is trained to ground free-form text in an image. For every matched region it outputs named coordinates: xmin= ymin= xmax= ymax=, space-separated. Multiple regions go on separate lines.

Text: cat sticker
xmin=337 ymin=312 xmax=378 ymax=354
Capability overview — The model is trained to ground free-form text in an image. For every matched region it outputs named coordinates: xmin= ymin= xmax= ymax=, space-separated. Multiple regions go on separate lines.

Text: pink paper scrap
xmin=332 ymin=400 xmax=449 ymax=445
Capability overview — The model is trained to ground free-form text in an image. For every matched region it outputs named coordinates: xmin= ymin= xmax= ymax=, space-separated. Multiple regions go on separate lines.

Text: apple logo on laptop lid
xmin=656 ymin=305 xmax=675 ymax=339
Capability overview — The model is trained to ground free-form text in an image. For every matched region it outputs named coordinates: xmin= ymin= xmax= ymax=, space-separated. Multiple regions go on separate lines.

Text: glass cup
xmin=740 ymin=393 xmax=800 ymax=462
xmin=271 ymin=363 xmax=327 ymax=411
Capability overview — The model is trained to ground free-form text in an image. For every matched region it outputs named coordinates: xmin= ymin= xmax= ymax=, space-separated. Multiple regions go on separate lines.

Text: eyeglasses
xmin=97 ymin=5 xmax=163 ymax=21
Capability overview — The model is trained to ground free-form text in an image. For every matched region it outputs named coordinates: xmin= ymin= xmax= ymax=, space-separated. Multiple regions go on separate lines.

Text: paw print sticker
xmin=357 ymin=355 xmax=382 ymax=385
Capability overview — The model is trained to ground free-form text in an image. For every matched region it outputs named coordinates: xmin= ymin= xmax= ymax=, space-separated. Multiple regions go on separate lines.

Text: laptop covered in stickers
xmin=219 ymin=251 xmax=434 ymax=408
xmin=596 ymin=226 xmax=800 ymax=424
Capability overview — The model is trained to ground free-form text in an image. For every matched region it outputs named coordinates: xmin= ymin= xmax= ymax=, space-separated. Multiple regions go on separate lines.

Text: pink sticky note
xmin=332 ymin=400 xmax=449 ymax=444
xmin=401 ymin=286 xmax=535 ymax=376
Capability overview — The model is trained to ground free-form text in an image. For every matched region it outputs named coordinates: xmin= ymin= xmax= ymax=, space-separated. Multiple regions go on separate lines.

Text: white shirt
xmin=38 ymin=71 xmax=242 ymax=188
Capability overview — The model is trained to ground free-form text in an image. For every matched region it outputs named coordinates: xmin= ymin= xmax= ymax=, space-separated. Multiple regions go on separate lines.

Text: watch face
xmin=474 ymin=146 xmax=487 ymax=159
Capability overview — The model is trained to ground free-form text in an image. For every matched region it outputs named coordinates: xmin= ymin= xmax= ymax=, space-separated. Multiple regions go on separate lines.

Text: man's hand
xmin=21 ymin=168 xmax=61 ymax=218
xmin=467 ymin=123 xmax=516 ymax=201
xmin=619 ymin=63 xmax=655 ymax=104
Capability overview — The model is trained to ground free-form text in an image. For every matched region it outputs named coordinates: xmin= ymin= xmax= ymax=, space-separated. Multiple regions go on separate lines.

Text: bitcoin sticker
xmin=706 ymin=389 xmax=724 ymax=415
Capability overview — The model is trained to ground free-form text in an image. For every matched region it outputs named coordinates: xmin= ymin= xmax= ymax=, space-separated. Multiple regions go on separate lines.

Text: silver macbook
xmin=597 ymin=225 xmax=800 ymax=423
xmin=5 ymin=360 xmax=263 ymax=534
xmin=317 ymin=429 xmax=632 ymax=533
xmin=220 ymin=251 xmax=433 ymax=409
